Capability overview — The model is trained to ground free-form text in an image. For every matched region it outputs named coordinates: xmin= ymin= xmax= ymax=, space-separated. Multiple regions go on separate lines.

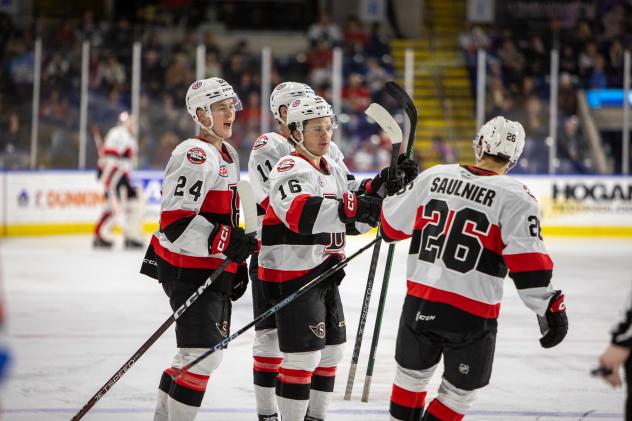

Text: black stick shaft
xmin=71 ymin=259 xmax=231 ymax=421
xmin=344 ymin=138 xmax=401 ymax=400
xmin=171 ymin=237 xmax=381 ymax=377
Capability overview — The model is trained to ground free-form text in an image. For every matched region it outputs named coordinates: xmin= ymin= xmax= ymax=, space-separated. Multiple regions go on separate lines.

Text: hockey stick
xmin=344 ymin=102 xmax=403 ymax=400
xmin=171 ymin=236 xmax=382 ymax=378
xmin=71 ymin=180 xmax=258 ymax=421
xmin=361 ymin=81 xmax=418 ymax=402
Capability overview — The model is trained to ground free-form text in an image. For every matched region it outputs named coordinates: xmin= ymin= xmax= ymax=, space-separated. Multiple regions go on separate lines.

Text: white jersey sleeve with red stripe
xmin=380 ymin=164 xmax=557 ymax=320
xmin=153 ymin=138 xmax=240 ymax=259
xmin=267 ymin=154 xmax=346 ymax=235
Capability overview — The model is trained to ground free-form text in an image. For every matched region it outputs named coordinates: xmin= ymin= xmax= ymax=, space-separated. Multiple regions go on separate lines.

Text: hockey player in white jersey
xmin=140 ymin=77 xmax=257 ymax=421
xmin=257 ymin=95 xmax=416 ymax=421
xmin=248 ymin=82 xmax=359 ymax=421
xmin=381 ymin=116 xmax=568 ymax=421
xmin=93 ymin=111 xmax=145 ymax=248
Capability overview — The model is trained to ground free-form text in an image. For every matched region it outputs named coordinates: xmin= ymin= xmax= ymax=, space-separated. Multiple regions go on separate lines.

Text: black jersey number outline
xmin=174 ymin=176 xmax=203 ymax=201
xmin=256 ymin=159 xmax=274 ymax=183
xmin=412 ymin=198 xmax=491 ymax=273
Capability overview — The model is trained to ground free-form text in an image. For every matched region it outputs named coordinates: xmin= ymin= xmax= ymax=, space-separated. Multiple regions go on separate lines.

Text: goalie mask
xmin=269 ymin=82 xmax=315 ymax=125
xmin=286 ymin=95 xmax=338 ymax=158
xmin=186 ymin=77 xmax=242 ymax=133
xmin=474 ymin=116 xmax=525 ymax=170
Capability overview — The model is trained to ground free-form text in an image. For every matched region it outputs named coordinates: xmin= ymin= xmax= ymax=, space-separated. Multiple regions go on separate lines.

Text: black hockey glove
xmin=231 ymin=263 xmax=249 ymax=301
xmin=209 ymin=225 xmax=258 ymax=263
xmin=338 ymin=192 xmax=382 ymax=227
xmin=538 ymin=290 xmax=568 ymax=348
xmin=370 ymin=154 xmax=418 ymax=197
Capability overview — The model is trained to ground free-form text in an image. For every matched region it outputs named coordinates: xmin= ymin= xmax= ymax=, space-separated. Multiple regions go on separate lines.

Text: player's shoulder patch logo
xmin=277 ymin=157 xmax=295 ymax=172
xmin=219 ymin=165 xmax=228 ymax=177
xmin=253 ymin=135 xmax=269 ymax=150
xmin=187 ymin=147 xmax=206 ymax=164
xmin=522 ymin=184 xmax=537 ymax=202
xmin=309 ymin=322 xmax=326 ymax=339
xmin=191 ymin=81 xmax=202 ymax=90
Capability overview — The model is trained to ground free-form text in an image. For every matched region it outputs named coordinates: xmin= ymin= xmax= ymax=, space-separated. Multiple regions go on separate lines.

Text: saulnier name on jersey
xmin=257 ymin=152 xmax=371 ymax=297
xmin=248 ymin=131 xmax=358 ymax=233
xmin=150 ymin=137 xmax=241 ymax=292
xmin=381 ymin=164 xmax=555 ymax=330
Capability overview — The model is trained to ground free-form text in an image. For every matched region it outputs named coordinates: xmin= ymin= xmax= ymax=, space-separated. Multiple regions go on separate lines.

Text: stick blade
xmin=364 ymin=103 xmax=403 ymax=145
xmin=237 ymin=180 xmax=258 ymax=234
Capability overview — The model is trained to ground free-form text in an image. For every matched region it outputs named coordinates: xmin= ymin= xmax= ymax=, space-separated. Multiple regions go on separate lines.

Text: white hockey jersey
xmin=248 ymin=131 xmax=357 ymax=234
xmin=258 ymin=152 xmax=371 ymax=297
xmin=100 ymin=124 xmax=137 ymax=190
xmin=148 ymin=137 xmax=241 ymax=291
xmin=381 ymin=164 xmax=556 ymax=327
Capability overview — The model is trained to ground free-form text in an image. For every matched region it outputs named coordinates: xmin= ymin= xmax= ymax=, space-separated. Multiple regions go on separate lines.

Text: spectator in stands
xmin=307 ymin=11 xmax=342 ymax=47
xmin=559 ymin=45 xmax=579 ymax=77
xmin=557 ymin=115 xmax=589 ymax=174
xmin=588 ymin=55 xmax=608 ymax=89
xmin=558 ymin=72 xmax=578 ymax=117
xmin=342 ymin=73 xmax=370 ymax=113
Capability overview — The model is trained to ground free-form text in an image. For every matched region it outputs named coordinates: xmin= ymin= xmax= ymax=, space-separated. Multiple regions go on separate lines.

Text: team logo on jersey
xmin=309 ymin=322 xmax=326 ymax=339
xmin=522 ymin=184 xmax=537 ymax=202
xmin=219 ymin=165 xmax=228 ymax=177
xmin=216 ymin=321 xmax=229 ymax=338
xmin=191 ymin=81 xmax=202 ymax=90
xmin=253 ymin=135 xmax=269 ymax=150
xmin=187 ymin=147 xmax=206 ymax=164
xmin=291 ymin=99 xmax=301 ymax=107
xmin=277 ymin=158 xmax=295 ymax=172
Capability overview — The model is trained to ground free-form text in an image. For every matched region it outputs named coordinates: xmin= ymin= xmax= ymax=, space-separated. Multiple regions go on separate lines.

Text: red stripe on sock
xmin=171 ymin=369 xmax=210 ymax=392
xmin=391 ymin=384 xmax=426 ymax=409
xmin=427 ymin=398 xmax=464 ymax=421
xmin=313 ymin=366 xmax=336 ymax=377
xmin=277 ymin=367 xmax=313 ymax=385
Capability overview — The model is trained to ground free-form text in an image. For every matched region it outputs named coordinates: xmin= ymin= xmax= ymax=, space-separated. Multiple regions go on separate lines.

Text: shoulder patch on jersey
xmin=219 ymin=165 xmax=228 ymax=177
xmin=277 ymin=157 xmax=295 ymax=172
xmin=523 ymin=184 xmax=538 ymax=202
xmin=253 ymin=135 xmax=268 ymax=150
xmin=187 ymin=147 xmax=206 ymax=164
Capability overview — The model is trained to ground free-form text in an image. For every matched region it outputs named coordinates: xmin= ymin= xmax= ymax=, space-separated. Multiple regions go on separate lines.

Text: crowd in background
xmin=0 ymin=8 xmax=395 ymax=171
xmin=460 ymin=1 xmax=632 ymax=173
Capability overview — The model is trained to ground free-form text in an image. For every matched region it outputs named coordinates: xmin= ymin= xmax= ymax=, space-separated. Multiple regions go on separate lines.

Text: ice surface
xmin=1 ymin=235 xmax=629 ymax=420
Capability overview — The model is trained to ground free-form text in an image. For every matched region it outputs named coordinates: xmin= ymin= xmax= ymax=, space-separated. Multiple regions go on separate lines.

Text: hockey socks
xmin=276 ymin=367 xmax=313 ymax=420
xmin=422 ymin=399 xmax=464 ymax=421
xmin=253 ymin=355 xmax=283 ymax=418
xmin=305 ymin=366 xmax=336 ymax=420
xmin=155 ymin=367 xmax=209 ymax=421
xmin=390 ymin=384 xmax=426 ymax=421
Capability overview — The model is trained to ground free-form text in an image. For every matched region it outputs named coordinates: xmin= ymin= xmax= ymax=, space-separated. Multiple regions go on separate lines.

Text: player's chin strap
xmin=195 ymin=113 xmax=225 ymax=143
xmin=289 ymin=133 xmax=320 ymax=161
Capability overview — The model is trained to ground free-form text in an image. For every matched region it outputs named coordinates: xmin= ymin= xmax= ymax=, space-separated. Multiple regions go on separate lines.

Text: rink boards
xmin=1 ymin=170 xmax=631 ymax=237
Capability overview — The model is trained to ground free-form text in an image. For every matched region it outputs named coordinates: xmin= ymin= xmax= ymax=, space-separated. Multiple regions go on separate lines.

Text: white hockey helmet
xmin=185 ymin=77 xmax=242 ymax=129
xmin=269 ymin=82 xmax=315 ymax=124
xmin=286 ymin=95 xmax=337 ymax=158
xmin=474 ymin=116 xmax=525 ymax=169
xmin=286 ymin=95 xmax=336 ymax=132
